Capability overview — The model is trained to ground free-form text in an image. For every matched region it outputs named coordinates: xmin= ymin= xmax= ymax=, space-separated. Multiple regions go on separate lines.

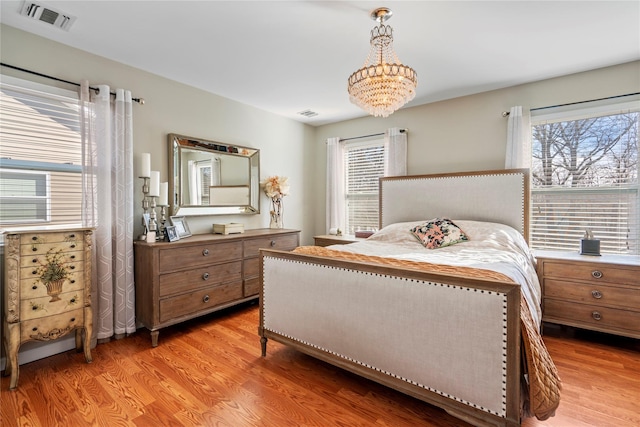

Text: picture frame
xmin=142 ymin=213 xmax=151 ymax=232
xmin=170 ymin=216 xmax=192 ymax=237
xmin=165 ymin=225 xmax=180 ymax=242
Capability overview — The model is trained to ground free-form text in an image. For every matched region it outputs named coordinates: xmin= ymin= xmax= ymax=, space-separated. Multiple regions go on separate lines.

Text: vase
xmin=44 ymin=279 xmax=65 ymax=302
xmin=270 ymin=197 xmax=284 ymax=228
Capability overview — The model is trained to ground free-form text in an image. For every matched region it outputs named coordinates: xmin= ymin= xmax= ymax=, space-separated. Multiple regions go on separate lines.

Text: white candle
xmin=149 ymin=171 xmax=160 ymax=197
xmin=140 ymin=153 xmax=151 ymax=178
xmin=159 ymin=182 xmax=168 ymax=206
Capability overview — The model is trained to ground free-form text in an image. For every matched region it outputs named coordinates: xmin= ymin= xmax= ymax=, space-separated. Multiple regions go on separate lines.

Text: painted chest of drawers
xmin=536 ymin=250 xmax=640 ymax=338
xmin=2 ymin=228 xmax=94 ymax=389
xmin=134 ymin=228 xmax=299 ymax=347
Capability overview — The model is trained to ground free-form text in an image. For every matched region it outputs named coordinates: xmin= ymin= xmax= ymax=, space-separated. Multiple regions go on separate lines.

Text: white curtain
xmin=505 ymin=106 xmax=532 ymax=169
xmin=384 ymin=127 xmax=408 ymax=176
xmin=81 ymin=82 xmax=135 ymax=342
xmin=326 ymin=137 xmax=344 ymax=233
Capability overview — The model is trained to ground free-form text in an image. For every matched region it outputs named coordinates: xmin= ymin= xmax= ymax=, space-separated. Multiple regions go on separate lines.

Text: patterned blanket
xmin=292 ymin=246 xmax=561 ymax=420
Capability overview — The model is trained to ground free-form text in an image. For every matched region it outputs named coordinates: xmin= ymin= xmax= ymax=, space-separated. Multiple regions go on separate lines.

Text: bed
xmin=258 ymin=169 xmax=560 ymax=427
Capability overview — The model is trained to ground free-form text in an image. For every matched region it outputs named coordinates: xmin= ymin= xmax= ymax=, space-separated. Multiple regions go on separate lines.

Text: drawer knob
xmin=591 ymin=270 xmax=603 ymax=279
xmin=32 ymin=236 xmax=38 ymax=241
xmin=70 ymin=244 xmax=76 ymax=249
xmin=69 ymin=234 xmax=75 ymax=238
xmin=32 ymin=258 xmax=37 ymax=263
xmin=202 ymin=249 xmax=210 ymax=256
xmin=270 ymin=240 xmax=276 ymax=247
xmin=71 ymin=280 xmax=76 ymax=284
xmin=32 ymin=327 xmax=38 ymax=332
xmin=203 ymin=294 xmax=210 ymax=303
xmin=202 ymin=272 xmax=210 ymax=280
xmin=591 ymin=290 xmax=603 ymax=299
xmin=592 ymin=311 xmax=602 ymax=321
xmin=71 ymin=317 xmax=76 ymax=322
xmin=32 ymin=247 xmax=38 ymax=252
xmin=32 ymin=285 xmax=38 ymax=290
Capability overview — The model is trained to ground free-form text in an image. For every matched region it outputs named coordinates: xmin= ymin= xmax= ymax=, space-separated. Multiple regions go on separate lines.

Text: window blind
xmin=531 ymin=101 xmax=639 ymax=255
xmin=344 ymin=140 xmax=384 ymax=233
xmin=0 ymin=76 xmax=83 ymax=227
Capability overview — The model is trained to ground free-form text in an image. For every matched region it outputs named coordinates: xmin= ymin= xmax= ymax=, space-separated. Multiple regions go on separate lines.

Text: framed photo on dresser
xmin=169 ymin=216 xmax=191 ymax=237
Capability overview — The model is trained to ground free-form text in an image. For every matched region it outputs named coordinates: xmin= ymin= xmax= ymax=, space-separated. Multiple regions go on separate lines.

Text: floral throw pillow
xmin=410 ymin=218 xmax=469 ymax=249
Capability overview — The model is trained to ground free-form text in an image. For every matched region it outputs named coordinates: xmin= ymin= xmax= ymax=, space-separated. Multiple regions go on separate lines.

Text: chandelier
xmin=348 ymin=7 xmax=417 ymax=118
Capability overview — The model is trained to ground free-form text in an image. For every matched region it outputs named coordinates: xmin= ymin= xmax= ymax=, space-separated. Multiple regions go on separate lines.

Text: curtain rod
xmin=339 ymin=128 xmax=407 ymax=142
xmin=501 ymin=92 xmax=640 ymax=117
xmin=1 ymin=62 xmax=145 ymax=104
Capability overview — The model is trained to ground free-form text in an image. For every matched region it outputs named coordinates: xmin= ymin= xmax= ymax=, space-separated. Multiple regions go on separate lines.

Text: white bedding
xmin=328 ymin=220 xmax=542 ymax=325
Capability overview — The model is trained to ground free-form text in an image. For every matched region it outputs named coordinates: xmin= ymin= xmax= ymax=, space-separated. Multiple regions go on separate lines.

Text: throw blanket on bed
xmin=292 ymin=245 xmax=561 ymax=420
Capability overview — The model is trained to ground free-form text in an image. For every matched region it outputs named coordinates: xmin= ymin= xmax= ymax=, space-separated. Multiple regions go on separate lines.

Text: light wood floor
xmin=2 ymin=302 xmax=639 ymax=427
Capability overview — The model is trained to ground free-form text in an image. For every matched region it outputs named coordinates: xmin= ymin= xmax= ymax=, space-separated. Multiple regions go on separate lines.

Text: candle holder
xmin=139 ymin=176 xmax=150 ymax=240
xmin=157 ymin=205 xmax=168 ymax=241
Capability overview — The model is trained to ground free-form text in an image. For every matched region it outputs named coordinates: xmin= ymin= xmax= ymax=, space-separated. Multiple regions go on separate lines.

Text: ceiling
xmin=1 ymin=1 xmax=639 ymax=126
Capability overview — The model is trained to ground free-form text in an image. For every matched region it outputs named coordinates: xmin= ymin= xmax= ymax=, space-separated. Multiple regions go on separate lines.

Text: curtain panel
xmin=326 ymin=137 xmax=344 ymax=233
xmin=505 ymin=106 xmax=532 ymax=169
xmin=81 ymin=82 xmax=135 ymax=343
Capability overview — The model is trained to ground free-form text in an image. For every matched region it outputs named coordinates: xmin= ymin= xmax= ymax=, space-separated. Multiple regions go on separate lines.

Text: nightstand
xmin=536 ymin=250 xmax=640 ymax=338
xmin=313 ymin=234 xmax=365 ymax=247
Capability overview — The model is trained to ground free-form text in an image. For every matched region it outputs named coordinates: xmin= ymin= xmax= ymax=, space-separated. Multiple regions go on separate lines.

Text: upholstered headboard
xmin=379 ymin=169 xmax=530 ymax=241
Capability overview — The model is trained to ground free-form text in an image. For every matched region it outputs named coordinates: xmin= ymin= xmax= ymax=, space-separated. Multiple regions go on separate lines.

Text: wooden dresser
xmin=134 ymin=228 xmax=299 ymax=346
xmin=2 ymin=228 xmax=94 ymax=390
xmin=536 ymin=250 xmax=640 ymax=338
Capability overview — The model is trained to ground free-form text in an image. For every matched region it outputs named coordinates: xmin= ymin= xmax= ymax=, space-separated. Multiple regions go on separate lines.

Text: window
xmin=530 ymin=100 xmax=639 ymax=255
xmin=0 ymin=170 xmax=50 ymax=223
xmin=343 ymin=139 xmax=385 ymax=233
xmin=0 ymin=76 xmax=83 ymax=227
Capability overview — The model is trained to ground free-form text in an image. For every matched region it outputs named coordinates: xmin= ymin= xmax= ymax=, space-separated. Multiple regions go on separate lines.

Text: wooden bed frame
xmin=259 ymin=169 xmax=530 ymax=427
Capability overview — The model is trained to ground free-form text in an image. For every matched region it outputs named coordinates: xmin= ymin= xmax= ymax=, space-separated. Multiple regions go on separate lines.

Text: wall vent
xmin=20 ymin=1 xmax=76 ymax=31
xmin=298 ymin=109 xmax=318 ymax=118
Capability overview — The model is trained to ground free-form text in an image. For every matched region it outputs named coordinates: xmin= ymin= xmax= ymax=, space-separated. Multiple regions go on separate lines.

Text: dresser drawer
xmin=243 ymin=257 xmax=259 ymax=279
xmin=158 ymin=241 xmax=242 ymax=273
xmin=20 ymin=249 xmax=84 ymax=268
xmin=20 ymin=291 xmax=84 ymax=321
xmin=19 ymin=231 xmax=85 ymax=246
xmin=244 ymin=277 xmax=260 ymax=297
xmin=243 ymin=234 xmax=298 ymax=257
xmin=21 ymin=308 xmax=84 ymax=341
xmin=21 ymin=271 xmax=84 ymax=299
xmin=159 ymin=261 xmax=242 ymax=297
xmin=544 ymin=279 xmax=639 ymax=310
xmin=20 ymin=236 xmax=84 ymax=256
xmin=542 ymin=261 xmax=638 ymax=286
xmin=21 ymin=260 xmax=85 ymax=283
xmin=159 ymin=281 xmax=243 ymax=322
xmin=544 ymin=299 xmax=640 ymax=334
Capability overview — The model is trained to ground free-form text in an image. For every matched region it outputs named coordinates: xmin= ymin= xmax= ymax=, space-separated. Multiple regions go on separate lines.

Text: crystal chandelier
xmin=348 ymin=7 xmax=417 ymax=118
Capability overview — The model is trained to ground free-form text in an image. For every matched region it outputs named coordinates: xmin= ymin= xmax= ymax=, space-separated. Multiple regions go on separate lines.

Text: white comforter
xmin=328 ymin=220 xmax=542 ymax=325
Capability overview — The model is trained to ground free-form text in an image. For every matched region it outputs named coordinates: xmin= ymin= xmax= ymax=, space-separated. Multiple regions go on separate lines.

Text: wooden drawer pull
xmin=202 ymin=249 xmax=210 ymax=256
xmin=592 ymin=311 xmax=602 ymax=321
xmin=202 ymin=272 xmax=210 ymax=280
xmin=591 ymin=270 xmax=603 ymax=279
xmin=591 ymin=290 xmax=603 ymax=299
xmin=270 ymin=240 xmax=276 ymax=247
xmin=203 ymin=295 xmax=210 ymax=303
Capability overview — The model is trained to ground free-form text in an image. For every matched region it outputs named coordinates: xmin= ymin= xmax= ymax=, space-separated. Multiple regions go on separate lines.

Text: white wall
xmin=314 ymin=60 xmax=640 ymax=236
xmin=0 ymin=24 xmax=318 ymax=244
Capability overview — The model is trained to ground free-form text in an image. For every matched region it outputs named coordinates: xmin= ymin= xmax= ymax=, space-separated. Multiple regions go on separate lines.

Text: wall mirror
xmin=169 ymin=133 xmax=260 ymax=216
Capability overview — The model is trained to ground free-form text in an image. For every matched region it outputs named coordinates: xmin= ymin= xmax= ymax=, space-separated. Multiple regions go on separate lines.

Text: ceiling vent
xmin=298 ymin=109 xmax=319 ymax=118
xmin=20 ymin=1 xmax=76 ymax=31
